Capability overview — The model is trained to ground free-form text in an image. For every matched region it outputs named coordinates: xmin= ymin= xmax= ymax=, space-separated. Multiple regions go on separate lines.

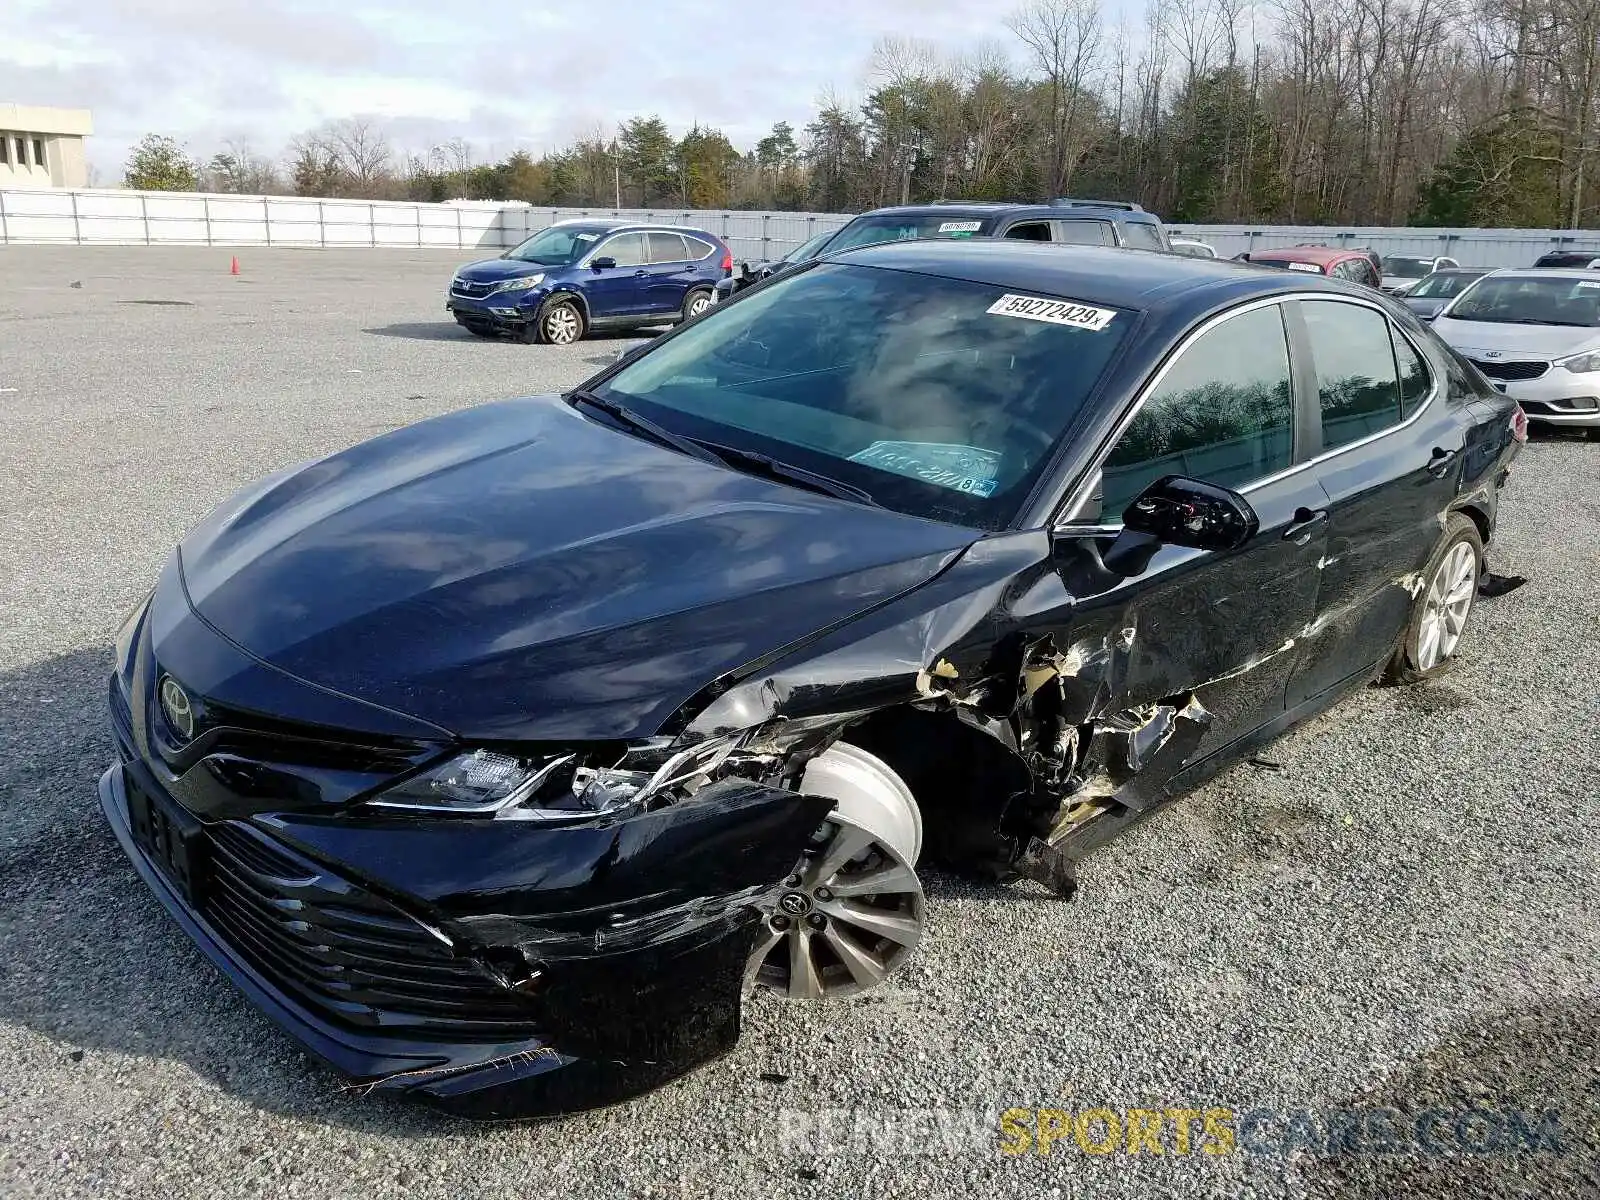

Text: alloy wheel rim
xmin=688 ymin=294 xmax=710 ymax=317
xmin=748 ymin=810 xmax=925 ymax=1001
xmin=545 ymin=306 xmax=579 ymax=344
xmin=1416 ymin=540 xmax=1477 ymax=671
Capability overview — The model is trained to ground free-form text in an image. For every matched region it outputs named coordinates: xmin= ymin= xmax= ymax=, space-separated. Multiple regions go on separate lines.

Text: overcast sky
xmin=9 ymin=0 xmax=1068 ymax=179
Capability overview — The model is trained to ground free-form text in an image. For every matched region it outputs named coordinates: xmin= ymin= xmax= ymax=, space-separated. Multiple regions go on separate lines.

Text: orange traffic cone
xmin=230 ymin=255 xmax=240 ymax=276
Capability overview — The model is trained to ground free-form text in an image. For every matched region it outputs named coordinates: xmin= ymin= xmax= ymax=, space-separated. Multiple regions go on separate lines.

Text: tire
xmin=533 ymin=296 xmax=586 ymax=345
xmin=680 ymin=288 xmax=714 ymax=323
xmin=1382 ymin=513 xmax=1484 ymax=684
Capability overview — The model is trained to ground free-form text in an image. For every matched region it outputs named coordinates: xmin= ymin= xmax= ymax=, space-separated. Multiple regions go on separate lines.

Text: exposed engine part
xmin=748 ymin=744 xmax=925 ymax=1000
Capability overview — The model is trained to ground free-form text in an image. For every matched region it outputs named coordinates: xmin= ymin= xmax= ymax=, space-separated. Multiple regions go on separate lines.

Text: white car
xmin=1168 ymin=237 xmax=1217 ymax=259
xmin=1380 ymin=254 xmax=1460 ymax=295
xmin=1431 ymin=268 xmax=1600 ymax=435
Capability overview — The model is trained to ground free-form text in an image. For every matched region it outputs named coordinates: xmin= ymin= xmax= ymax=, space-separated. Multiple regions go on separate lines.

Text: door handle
xmin=632 ymin=269 xmax=649 ymax=277
xmin=1282 ymin=507 xmax=1328 ymax=545
xmin=1426 ymin=446 xmax=1461 ymax=477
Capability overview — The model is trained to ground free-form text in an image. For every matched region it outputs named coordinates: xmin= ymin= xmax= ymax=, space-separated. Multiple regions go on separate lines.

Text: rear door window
xmin=647 ymin=232 xmax=689 ymax=263
xmin=1098 ymin=304 xmax=1296 ymax=517
xmin=1003 ymin=222 xmax=1053 ymax=242
xmin=1301 ymin=301 xmax=1404 ymax=450
xmin=1393 ymin=331 xmax=1433 ymax=417
xmin=1054 ymin=220 xmax=1114 ymax=246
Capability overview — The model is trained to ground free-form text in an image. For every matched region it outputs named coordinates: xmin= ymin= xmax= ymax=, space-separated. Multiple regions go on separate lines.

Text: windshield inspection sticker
xmin=986 ymin=293 xmax=1118 ymax=331
xmin=1578 ymin=280 xmax=1600 ymax=289
xmin=849 ymin=441 xmax=1002 ymax=497
xmin=938 ymin=220 xmax=984 ymax=233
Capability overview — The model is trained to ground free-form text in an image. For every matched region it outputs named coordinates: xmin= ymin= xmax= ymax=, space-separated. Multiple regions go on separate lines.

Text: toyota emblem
xmin=159 ymin=676 xmax=195 ymax=741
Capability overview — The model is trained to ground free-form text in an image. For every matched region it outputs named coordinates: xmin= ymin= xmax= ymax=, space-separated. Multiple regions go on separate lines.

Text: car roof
xmin=1482 ymin=266 xmax=1600 ymax=280
xmin=1247 ymin=245 xmax=1363 ymax=266
xmin=824 ymin=238 xmax=1355 ymax=314
xmin=852 ymin=202 xmax=1161 ymax=224
xmin=549 ymin=219 xmax=719 ymax=238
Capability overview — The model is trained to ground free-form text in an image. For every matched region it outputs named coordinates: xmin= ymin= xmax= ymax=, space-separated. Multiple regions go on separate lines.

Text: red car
xmin=1238 ymin=245 xmax=1383 ymax=289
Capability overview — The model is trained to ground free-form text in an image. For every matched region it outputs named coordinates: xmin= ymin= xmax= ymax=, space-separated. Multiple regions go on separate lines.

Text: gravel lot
xmin=0 ymin=246 xmax=1596 ymax=1199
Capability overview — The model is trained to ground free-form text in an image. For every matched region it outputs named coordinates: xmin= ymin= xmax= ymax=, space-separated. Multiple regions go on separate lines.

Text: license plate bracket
xmin=126 ymin=774 xmax=207 ymax=904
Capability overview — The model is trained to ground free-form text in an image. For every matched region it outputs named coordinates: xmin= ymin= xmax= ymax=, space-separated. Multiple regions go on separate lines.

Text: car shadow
xmin=360 ymin=322 xmax=481 ymax=342
xmin=0 ymin=645 xmax=476 ymax=1135
xmin=1294 ymin=999 xmax=1599 ymax=1197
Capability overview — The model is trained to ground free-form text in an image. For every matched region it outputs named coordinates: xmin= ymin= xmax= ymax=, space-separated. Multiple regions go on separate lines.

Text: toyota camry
xmin=101 ymin=240 xmax=1523 ymax=1119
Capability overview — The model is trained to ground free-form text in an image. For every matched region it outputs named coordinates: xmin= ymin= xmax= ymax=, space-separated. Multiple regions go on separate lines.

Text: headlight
xmin=491 ymin=273 xmax=546 ymax=295
xmin=367 ymin=718 xmax=853 ymax=821
xmin=1557 ymin=350 xmax=1600 ymax=374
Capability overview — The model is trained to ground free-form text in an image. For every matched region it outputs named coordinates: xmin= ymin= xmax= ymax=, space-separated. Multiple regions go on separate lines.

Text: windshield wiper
xmin=694 ymin=442 xmax=880 ymax=507
xmin=566 ymin=389 xmax=725 ymax=467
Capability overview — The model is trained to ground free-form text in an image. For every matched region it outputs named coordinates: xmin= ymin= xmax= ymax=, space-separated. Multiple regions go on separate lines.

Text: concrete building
xmin=0 ymin=105 xmax=93 ymax=189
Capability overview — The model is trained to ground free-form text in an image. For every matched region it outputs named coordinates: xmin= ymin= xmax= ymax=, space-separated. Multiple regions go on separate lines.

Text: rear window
xmin=826 ymin=214 xmax=993 ymax=251
xmin=1381 ymin=256 xmax=1435 ymax=275
xmin=596 ymin=263 xmax=1134 ymax=530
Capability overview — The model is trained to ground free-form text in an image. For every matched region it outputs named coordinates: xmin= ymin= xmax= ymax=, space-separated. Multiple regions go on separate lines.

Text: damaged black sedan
xmin=101 ymin=241 xmax=1523 ymax=1119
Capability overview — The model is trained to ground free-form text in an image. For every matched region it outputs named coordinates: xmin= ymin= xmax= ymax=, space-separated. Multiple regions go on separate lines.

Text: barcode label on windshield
xmin=938 ymin=221 xmax=983 ymax=233
xmin=986 ymin=293 xmax=1117 ymax=331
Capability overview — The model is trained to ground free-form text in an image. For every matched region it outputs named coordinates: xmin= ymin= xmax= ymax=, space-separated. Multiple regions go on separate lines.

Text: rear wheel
xmin=534 ymin=296 xmax=586 ymax=345
xmin=1384 ymin=514 xmax=1484 ymax=683
xmin=681 ymin=288 xmax=714 ymax=323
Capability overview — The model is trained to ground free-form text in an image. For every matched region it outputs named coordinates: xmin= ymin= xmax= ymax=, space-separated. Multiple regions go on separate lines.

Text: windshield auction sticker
xmin=986 ymin=293 xmax=1118 ymax=331
xmin=848 ymin=441 xmax=1001 ymax=497
xmin=938 ymin=221 xmax=984 ymax=233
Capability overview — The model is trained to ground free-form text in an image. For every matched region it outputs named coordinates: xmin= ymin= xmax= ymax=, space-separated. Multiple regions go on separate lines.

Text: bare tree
xmin=1009 ymin=0 xmax=1106 ymax=194
xmin=317 ymin=118 xmax=395 ymax=196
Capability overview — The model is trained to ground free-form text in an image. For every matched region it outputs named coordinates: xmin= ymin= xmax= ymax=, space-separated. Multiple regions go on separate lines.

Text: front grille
xmin=451 ymin=279 xmax=493 ymax=298
xmin=1470 ymin=358 xmax=1549 ymax=381
xmin=201 ymin=822 xmax=539 ymax=1035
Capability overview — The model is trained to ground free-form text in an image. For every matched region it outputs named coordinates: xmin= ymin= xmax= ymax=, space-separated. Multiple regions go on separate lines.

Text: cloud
xmin=8 ymin=0 xmax=1043 ymax=177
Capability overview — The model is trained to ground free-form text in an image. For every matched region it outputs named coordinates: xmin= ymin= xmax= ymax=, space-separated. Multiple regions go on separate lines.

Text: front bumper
xmin=445 ymin=291 xmax=542 ymax=331
xmin=100 ymin=568 xmax=832 ymax=1118
xmin=100 ymin=758 xmax=828 ymax=1118
xmin=1479 ymin=370 xmax=1600 ymax=426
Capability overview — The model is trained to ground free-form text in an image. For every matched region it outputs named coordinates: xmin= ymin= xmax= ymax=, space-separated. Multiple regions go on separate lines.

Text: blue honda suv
xmin=447 ymin=220 xmax=733 ymax=344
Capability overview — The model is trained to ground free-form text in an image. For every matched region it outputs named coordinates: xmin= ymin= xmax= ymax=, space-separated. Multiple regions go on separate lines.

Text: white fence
xmin=3 ymin=186 xmax=1599 ymax=269
xmin=0 ymin=187 xmax=850 ymax=264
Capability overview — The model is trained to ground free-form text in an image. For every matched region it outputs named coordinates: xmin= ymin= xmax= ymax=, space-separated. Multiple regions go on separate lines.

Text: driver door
xmin=1042 ymin=301 xmax=1328 ymax=767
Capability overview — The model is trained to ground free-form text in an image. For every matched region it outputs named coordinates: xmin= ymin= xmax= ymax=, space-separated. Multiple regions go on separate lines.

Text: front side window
xmin=597 ymin=263 xmax=1135 ymax=530
xmin=505 ymin=225 xmax=608 ymax=265
xmin=1097 ymin=305 xmax=1295 ymax=518
xmin=647 ymin=232 xmax=688 ymax=264
xmin=597 ymin=233 xmax=646 ymax=267
xmin=1302 ymin=301 xmax=1403 ymax=451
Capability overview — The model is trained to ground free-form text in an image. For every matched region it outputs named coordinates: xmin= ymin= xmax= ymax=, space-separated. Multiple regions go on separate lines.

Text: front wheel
xmin=534 ymin=296 xmax=586 ymax=345
xmin=1384 ymin=514 xmax=1484 ymax=683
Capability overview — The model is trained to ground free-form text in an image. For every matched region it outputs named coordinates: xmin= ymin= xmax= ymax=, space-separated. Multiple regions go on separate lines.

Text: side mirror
xmin=591 ymin=256 xmax=617 ymax=271
xmin=1123 ymin=476 xmax=1258 ymax=552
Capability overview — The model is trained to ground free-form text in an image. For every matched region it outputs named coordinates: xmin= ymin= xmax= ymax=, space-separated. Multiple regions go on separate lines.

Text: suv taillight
xmin=1510 ymin=405 xmax=1528 ymax=443
xmin=720 ymin=247 xmax=733 ymax=273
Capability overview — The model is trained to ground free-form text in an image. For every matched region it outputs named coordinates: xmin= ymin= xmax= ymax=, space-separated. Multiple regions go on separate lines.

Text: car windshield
xmin=825 ymin=214 xmax=993 ymax=251
xmin=1381 ymin=256 xmax=1434 ymax=276
xmin=784 ymin=229 xmax=838 ymax=263
xmin=505 ymin=225 xmax=608 ymax=265
xmin=1408 ymin=272 xmax=1481 ymax=299
xmin=594 ymin=262 xmax=1134 ymax=530
xmin=1446 ymin=276 xmax=1600 ymax=326
xmin=1172 ymin=242 xmax=1213 ymax=258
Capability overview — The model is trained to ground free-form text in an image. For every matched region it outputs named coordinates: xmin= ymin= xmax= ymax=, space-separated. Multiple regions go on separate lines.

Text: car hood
xmin=455 ymin=258 xmax=562 ymax=283
xmin=179 ymin=396 xmax=978 ymax=742
xmin=1432 ymin=317 xmax=1600 ymax=358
